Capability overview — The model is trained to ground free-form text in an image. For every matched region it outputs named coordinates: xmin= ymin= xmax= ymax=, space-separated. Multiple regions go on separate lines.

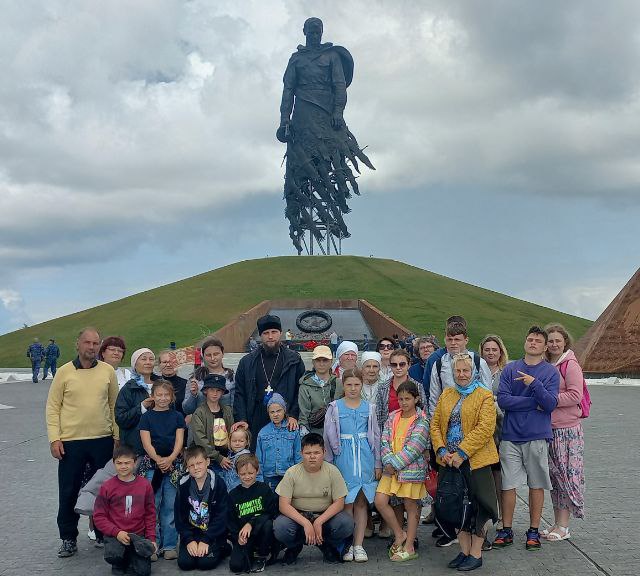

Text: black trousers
xmin=57 ymin=436 xmax=114 ymax=540
xmin=229 ymin=517 xmax=274 ymax=573
xmin=104 ymin=537 xmax=151 ymax=576
xmin=177 ymin=538 xmax=229 ymax=571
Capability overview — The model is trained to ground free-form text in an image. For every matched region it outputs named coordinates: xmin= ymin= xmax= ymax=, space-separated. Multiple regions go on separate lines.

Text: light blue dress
xmin=334 ymin=398 xmax=377 ymax=504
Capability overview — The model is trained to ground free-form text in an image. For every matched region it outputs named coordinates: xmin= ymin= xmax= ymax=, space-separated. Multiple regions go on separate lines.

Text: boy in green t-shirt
xmin=274 ymin=433 xmax=353 ymax=565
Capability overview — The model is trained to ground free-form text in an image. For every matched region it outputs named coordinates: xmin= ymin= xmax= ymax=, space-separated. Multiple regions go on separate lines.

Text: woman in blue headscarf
xmin=430 ymin=353 xmax=499 ymax=572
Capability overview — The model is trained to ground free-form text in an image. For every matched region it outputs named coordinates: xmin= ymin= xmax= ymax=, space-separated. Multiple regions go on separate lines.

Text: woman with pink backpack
xmin=543 ymin=323 xmax=590 ymax=541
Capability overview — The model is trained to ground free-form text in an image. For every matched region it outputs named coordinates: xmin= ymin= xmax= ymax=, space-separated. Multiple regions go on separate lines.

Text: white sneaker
xmin=353 ymin=546 xmax=368 ymax=562
xmin=87 ymin=530 xmax=96 ymax=541
xmin=342 ymin=545 xmax=354 ymax=562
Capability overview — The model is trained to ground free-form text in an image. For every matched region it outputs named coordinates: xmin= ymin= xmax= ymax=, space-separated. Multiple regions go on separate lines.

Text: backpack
xmin=559 ymin=360 xmax=591 ymax=419
xmin=434 ymin=463 xmax=473 ymax=538
xmin=436 ymin=353 xmax=481 ymax=389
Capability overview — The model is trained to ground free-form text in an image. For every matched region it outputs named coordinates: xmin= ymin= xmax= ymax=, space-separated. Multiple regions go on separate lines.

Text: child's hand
xmin=239 ymin=523 xmax=252 ymax=545
xmin=383 ymin=464 xmax=395 ymax=476
xmin=197 ymin=542 xmax=209 ymax=557
xmin=142 ymin=397 xmax=155 ymax=409
xmin=303 ymin=519 xmax=317 ymax=545
xmin=116 ymin=531 xmax=131 ymax=545
xmin=375 ymin=468 xmax=382 ymax=480
xmin=312 ymin=518 xmax=324 ymax=545
xmin=186 ymin=541 xmax=199 ymax=557
xmin=220 ymin=457 xmax=233 ymax=470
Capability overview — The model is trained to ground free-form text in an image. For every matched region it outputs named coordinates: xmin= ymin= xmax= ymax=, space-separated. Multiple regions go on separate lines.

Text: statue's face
xmin=304 ymin=21 xmax=323 ymax=47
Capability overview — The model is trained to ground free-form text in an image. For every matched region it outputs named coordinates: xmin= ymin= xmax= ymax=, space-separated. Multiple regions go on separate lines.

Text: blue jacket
xmin=45 ymin=343 xmax=60 ymax=359
xmin=422 ymin=348 xmax=447 ymax=402
xmin=27 ymin=342 xmax=44 ymax=360
xmin=255 ymin=422 xmax=301 ymax=478
xmin=408 ymin=360 xmax=426 ymax=387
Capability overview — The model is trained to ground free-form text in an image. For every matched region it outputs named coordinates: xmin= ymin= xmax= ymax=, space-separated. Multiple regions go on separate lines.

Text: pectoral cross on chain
xmin=265 ymin=384 xmax=273 ymax=394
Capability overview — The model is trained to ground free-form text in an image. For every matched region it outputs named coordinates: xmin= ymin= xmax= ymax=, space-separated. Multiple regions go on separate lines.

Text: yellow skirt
xmin=376 ymin=474 xmax=426 ymax=500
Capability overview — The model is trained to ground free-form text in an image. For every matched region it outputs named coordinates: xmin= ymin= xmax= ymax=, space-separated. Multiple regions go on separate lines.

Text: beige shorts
xmin=500 ymin=439 xmax=552 ymax=490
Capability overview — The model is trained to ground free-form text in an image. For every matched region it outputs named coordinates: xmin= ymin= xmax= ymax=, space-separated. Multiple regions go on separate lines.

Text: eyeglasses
xmin=378 ymin=344 xmax=394 ymax=350
xmin=390 ymin=361 xmax=408 ymax=368
xmin=105 ymin=347 xmax=124 ymax=355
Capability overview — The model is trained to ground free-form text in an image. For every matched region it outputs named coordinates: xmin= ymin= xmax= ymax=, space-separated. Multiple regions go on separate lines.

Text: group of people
xmin=45 ymin=314 xmax=587 ymax=574
xmin=26 ymin=336 xmax=60 ymax=382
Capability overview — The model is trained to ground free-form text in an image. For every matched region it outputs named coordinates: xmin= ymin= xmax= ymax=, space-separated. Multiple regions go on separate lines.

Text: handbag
xmin=424 ymin=470 xmax=438 ymax=500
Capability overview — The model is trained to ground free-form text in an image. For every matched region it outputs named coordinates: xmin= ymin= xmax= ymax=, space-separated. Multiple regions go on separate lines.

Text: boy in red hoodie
xmin=94 ymin=445 xmax=156 ymax=575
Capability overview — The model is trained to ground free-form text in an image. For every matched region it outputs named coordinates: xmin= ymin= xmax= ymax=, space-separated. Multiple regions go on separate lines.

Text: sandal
xmin=544 ymin=526 xmax=571 ymax=541
xmin=388 ymin=535 xmax=407 ymax=559
xmin=390 ymin=547 xmax=419 ymax=562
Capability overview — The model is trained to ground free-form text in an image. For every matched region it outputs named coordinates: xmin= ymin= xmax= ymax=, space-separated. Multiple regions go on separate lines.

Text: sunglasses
xmin=390 ymin=361 xmax=408 ymax=368
xmin=378 ymin=344 xmax=394 ymax=350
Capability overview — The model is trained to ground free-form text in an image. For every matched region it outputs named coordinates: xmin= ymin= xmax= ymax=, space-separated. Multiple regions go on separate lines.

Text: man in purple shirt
xmin=494 ymin=326 xmax=559 ymax=551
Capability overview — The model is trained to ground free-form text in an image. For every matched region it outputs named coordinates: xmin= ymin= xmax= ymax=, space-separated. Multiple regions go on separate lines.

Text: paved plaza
xmin=0 ymin=381 xmax=636 ymax=576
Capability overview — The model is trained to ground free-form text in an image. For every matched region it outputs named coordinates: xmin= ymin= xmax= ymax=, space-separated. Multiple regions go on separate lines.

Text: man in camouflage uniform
xmin=26 ymin=337 xmax=45 ymax=383
xmin=43 ymin=338 xmax=61 ymax=380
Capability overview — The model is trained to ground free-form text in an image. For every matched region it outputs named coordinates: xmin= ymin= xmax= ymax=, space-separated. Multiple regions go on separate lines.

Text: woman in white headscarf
xmin=333 ymin=340 xmax=359 ymax=379
xmin=360 ymin=351 xmax=382 ymax=403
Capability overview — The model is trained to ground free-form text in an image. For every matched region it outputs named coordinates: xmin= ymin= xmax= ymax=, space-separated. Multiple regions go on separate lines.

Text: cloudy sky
xmin=1 ymin=0 xmax=639 ymax=335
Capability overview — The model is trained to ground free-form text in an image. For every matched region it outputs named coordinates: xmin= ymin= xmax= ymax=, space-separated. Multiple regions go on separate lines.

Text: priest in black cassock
xmin=233 ymin=314 xmax=306 ymax=448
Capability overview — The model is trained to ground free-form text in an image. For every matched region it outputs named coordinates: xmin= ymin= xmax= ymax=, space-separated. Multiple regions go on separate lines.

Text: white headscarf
xmin=360 ymin=351 xmax=382 ymax=366
xmin=332 ymin=341 xmax=359 ymax=371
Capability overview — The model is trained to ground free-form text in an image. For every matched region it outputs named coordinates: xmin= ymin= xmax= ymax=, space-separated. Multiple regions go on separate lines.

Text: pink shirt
xmin=551 ymin=350 xmax=584 ymax=429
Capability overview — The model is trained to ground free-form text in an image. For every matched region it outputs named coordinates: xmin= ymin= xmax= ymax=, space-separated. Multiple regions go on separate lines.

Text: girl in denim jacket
xmin=255 ymin=393 xmax=302 ymax=490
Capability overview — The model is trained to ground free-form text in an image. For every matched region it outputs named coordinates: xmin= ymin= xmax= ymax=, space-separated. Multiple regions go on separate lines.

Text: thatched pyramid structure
xmin=574 ymin=267 xmax=640 ymax=375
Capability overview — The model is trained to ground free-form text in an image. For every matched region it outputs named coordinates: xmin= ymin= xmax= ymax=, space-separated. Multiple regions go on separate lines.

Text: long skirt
xmin=548 ymin=423 xmax=585 ymax=518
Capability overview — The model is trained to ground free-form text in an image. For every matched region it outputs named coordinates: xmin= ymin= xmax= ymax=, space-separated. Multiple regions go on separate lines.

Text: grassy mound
xmin=0 ymin=256 xmax=592 ymax=367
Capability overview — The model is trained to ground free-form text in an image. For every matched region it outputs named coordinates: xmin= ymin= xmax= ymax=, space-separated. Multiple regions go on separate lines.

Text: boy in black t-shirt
xmin=228 ymin=454 xmax=278 ymax=573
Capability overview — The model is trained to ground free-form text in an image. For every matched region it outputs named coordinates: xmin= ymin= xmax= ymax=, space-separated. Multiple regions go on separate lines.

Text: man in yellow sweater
xmin=46 ymin=327 xmax=120 ymax=559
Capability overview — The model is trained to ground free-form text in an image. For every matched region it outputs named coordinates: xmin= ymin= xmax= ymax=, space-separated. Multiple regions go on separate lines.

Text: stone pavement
xmin=0 ymin=381 xmax=636 ymax=576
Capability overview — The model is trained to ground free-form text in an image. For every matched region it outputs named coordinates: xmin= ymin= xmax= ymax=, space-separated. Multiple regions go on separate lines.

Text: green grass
xmin=0 ymin=256 xmax=592 ymax=367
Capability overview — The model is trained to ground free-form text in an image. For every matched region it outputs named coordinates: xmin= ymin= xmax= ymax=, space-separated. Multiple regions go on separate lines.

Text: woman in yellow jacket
xmin=431 ymin=353 xmax=499 ymax=572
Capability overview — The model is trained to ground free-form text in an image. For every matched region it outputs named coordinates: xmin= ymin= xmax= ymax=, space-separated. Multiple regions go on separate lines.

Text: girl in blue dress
xmin=324 ymin=368 xmax=381 ymax=562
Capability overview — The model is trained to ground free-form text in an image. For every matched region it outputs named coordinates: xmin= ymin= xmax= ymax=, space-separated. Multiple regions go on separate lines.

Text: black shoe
xmin=482 ymin=537 xmax=492 ymax=551
xmin=448 ymin=553 xmax=468 ymax=569
xmin=457 ymin=555 xmax=482 ymax=571
xmin=321 ymin=545 xmax=341 ymax=564
xmin=436 ymin=535 xmax=458 ymax=547
xmin=282 ymin=544 xmax=303 ymax=565
xmin=251 ymin=558 xmax=267 ymax=572
xmin=111 ymin=566 xmax=126 ymax=576
xmin=57 ymin=539 xmax=78 ymax=558
xmin=432 ymin=526 xmax=444 ymax=538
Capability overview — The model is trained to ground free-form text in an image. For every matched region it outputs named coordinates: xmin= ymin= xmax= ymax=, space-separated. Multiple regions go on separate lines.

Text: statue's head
xmin=303 ymin=17 xmax=323 ymax=47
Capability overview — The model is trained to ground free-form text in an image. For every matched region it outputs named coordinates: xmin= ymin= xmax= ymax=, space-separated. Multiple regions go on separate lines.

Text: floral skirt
xmin=548 ymin=424 xmax=585 ymax=518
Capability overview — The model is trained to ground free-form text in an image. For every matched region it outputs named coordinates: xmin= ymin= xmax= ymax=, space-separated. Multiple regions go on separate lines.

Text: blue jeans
xmin=145 ymin=471 xmax=177 ymax=551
